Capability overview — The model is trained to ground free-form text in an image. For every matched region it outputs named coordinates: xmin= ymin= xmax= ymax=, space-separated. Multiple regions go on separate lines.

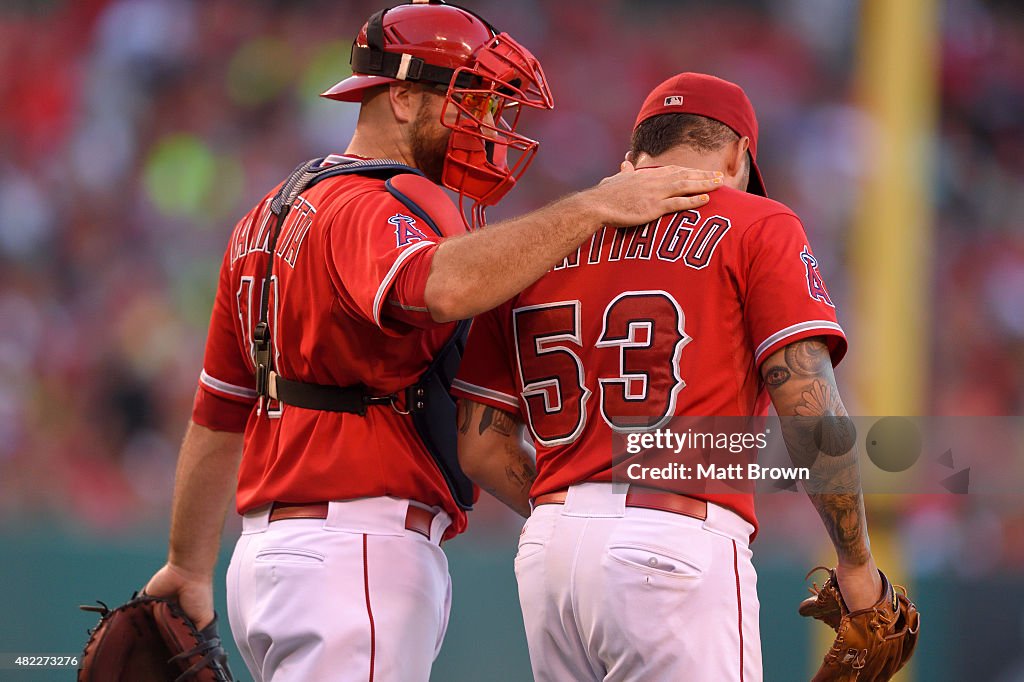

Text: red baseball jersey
xmin=451 ymin=187 xmax=847 ymax=533
xmin=192 ymin=155 xmax=470 ymax=537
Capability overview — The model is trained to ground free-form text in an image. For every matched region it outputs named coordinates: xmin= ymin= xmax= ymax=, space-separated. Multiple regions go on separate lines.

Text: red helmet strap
xmin=363 ymin=9 xmax=387 ymax=69
xmin=351 ymin=1 xmax=498 ymax=90
xmin=351 ymin=45 xmax=480 ymax=90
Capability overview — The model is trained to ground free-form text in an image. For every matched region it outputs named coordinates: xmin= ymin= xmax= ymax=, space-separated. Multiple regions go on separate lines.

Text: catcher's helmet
xmin=322 ymin=0 xmax=554 ymax=224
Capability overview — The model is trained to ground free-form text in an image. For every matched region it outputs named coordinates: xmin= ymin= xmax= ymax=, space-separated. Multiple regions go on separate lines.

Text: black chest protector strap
xmin=253 ymin=157 xmax=475 ymax=510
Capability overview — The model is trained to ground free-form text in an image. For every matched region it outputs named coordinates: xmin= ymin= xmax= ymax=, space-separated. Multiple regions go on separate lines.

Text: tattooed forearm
xmin=784 ymin=339 xmax=830 ymax=375
xmin=499 ymin=450 xmax=537 ymax=517
xmin=457 ymin=400 xmax=474 ymax=435
xmin=505 ymin=462 xmax=531 ymax=488
xmin=457 ymin=400 xmax=534 ymax=517
xmin=795 ymin=380 xmax=847 ymax=417
xmin=479 ymin=406 xmax=516 ymax=437
xmin=505 ymin=456 xmax=537 ymax=494
xmin=764 ymin=365 xmax=791 ymax=387
xmin=774 ymin=377 xmax=850 ymax=467
xmin=762 ymin=338 xmax=829 ymax=388
xmin=470 ymin=446 xmax=535 ymax=519
xmin=810 ymin=493 xmax=871 ymax=566
xmin=762 ymin=337 xmax=872 ymax=567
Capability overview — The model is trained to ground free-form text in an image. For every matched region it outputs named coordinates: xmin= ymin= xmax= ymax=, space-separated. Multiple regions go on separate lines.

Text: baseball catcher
xmin=78 ymin=592 xmax=233 ymax=681
xmin=140 ymin=1 xmax=722 ymax=679
xmin=800 ymin=567 xmax=920 ymax=681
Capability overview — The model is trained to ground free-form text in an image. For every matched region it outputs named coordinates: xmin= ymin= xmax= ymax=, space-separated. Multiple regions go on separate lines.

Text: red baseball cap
xmin=633 ymin=73 xmax=766 ymax=197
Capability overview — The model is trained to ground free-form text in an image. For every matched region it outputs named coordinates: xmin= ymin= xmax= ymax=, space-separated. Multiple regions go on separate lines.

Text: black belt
xmin=268 ymin=371 xmax=401 ymax=416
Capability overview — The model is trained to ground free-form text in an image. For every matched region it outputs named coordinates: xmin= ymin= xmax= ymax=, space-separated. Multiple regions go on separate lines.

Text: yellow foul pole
xmin=851 ymin=0 xmax=938 ymax=413
xmin=813 ymin=0 xmax=939 ymax=679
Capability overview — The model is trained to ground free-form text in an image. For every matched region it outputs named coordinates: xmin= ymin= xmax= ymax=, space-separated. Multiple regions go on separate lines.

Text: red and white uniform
xmin=452 ymin=187 xmax=846 ymax=681
xmin=195 ymin=155 xmax=467 ymax=681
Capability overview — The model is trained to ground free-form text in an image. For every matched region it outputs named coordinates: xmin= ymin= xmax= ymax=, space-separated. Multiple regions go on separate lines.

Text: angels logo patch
xmin=800 ymin=246 xmax=834 ymax=307
xmin=389 ymin=213 xmax=429 ymax=247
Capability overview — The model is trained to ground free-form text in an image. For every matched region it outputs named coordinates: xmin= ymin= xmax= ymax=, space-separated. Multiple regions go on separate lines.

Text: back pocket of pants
xmin=607 ymin=544 xmax=705 ymax=579
xmin=515 ymin=539 xmax=546 ymax=562
xmin=254 ymin=547 xmax=326 ymax=565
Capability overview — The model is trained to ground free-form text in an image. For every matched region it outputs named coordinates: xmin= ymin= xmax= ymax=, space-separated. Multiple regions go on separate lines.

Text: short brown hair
xmin=630 ymin=113 xmax=739 ymax=158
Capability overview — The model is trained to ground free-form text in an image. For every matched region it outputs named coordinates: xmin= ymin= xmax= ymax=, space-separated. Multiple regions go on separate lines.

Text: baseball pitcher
xmin=454 ymin=73 xmax=918 ymax=681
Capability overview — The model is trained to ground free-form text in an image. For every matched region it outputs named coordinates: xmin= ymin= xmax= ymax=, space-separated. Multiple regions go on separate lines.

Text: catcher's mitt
xmin=78 ymin=592 xmax=233 ymax=682
xmin=799 ymin=567 xmax=920 ymax=681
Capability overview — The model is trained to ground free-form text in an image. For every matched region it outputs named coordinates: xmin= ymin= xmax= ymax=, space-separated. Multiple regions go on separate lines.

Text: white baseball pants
xmin=226 ymin=497 xmax=452 ymax=682
xmin=515 ymin=483 xmax=762 ymax=682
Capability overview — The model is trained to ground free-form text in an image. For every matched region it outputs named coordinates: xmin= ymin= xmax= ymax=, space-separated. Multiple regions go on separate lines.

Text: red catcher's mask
xmin=321 ymin=2 xmax=554 ymax=228
xmin=438 ymin=32 xmax=553 ymax=226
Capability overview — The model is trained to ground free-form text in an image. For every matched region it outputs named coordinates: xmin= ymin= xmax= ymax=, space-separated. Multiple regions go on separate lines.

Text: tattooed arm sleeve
xmin=456 ymin=398 xmax=536 ymax=518
xmin=761 ymin=337 xmax=872 ymax=567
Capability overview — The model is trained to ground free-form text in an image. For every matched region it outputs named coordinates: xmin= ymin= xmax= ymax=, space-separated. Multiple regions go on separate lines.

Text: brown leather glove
xmin=78 ymin=593 xmax=233 ymax=682
xmin=799 ymin=567 xmax=920 ymax=681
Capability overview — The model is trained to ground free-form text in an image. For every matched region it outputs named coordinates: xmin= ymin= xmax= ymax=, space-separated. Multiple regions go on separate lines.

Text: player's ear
xmin=727 ymin=136 xmax=751 ymax=177
xmin=388 ymin=82 xmax=418 ymax=125
xmin=626 ymin=150 xmax=651 ymax=167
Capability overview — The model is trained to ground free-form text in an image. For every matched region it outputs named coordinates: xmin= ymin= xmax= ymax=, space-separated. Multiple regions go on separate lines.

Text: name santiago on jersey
xmin=554 ymin=208 xmax=834 ymax=307
xmin=554 ymin=209 xmax=730 ymax=272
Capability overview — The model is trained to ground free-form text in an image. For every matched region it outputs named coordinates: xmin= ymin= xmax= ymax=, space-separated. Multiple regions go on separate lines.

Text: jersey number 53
xmin=512 ymin=290 xmax=690 ymax=446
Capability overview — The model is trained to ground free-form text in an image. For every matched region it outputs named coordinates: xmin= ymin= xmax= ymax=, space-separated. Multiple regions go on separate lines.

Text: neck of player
xmin=343 ymin=85 xmax=421 ymax=167
xmin=633 ymin=141 xmax=748 ymax=192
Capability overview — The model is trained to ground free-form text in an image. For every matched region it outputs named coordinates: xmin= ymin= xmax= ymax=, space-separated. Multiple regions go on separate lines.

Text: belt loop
xmin=563 ymin=482 xmax=627 ymax=517
xmin=703 ymin=500 xmax=755 ymax=546
xmin=325 ymin=500 xmax=349 ymax=530
xmin=430 ymin=509 xmax=452 ymax=544
xmin=241 ymin=504 xmax=272 ymax=534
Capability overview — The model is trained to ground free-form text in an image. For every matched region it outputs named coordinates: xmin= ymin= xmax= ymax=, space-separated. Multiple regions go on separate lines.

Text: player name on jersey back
xmin=452 ymin=187 xmax=847 ymax=532
xmin=555 ymin=209 xmax=730 ymax=272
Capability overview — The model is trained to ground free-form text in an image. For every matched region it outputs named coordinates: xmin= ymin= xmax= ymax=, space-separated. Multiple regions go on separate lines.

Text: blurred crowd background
xmin=1 ymin=0 xmax=1023 ymax=678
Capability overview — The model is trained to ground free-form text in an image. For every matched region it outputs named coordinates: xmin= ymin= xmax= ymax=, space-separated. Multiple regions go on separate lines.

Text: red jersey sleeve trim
xmin=754 ymin=320 xmax=847 ymax=367
xmin=199 ymin=369 xmax=258 ymax=402
xmin=192 ymin=388 xmax=251 ymax=432
xmin=451 ymin=379 xmax=520 ymax=411
xmin=371 ymin=240 xmax=436 ymax=329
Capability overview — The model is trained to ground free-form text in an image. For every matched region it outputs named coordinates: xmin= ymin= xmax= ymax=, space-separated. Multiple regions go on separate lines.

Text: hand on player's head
xmin=590 ymin=163 xmax=723 ymax=227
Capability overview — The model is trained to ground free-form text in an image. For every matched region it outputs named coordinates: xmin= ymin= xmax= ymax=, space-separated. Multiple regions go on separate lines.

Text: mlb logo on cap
xmin=636 ymin=73 xmax=767 ymax=197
